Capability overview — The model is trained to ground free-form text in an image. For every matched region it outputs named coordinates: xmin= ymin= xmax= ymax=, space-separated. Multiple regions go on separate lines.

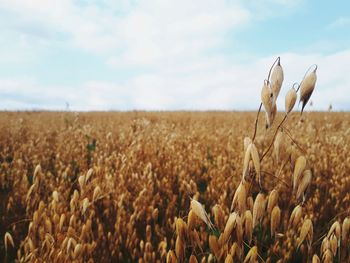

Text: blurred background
xmin=0 ymin=0 xmax=349 ymax=111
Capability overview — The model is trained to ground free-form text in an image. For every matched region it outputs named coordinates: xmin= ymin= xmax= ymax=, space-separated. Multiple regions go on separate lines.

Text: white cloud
xmin=0 ymin=0 xmax=349 ymax=111
xmin=328 ymin=17 xmax=350 ymax=29
xmin=1 ymin=49 xmax=349 ymax=111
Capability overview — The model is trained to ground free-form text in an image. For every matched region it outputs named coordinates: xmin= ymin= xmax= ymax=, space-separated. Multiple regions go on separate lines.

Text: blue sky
xmin=0 ymin=0 xmax=349 ymax=110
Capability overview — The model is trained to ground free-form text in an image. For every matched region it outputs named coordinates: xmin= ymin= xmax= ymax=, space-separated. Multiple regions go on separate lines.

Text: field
xmin=0 ymin=111 xmax=349 ymax=262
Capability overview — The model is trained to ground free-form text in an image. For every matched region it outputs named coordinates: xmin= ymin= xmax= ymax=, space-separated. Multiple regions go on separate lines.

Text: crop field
xmin=0 ymin=110 xmax=349 ymax=262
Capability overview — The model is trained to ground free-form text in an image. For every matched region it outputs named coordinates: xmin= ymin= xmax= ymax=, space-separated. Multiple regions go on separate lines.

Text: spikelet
xmin=243 ymin=246 xmax=258 ymax=263
xmin=224 ymin=254 xmax=233 ymax=263
xmin=267 ymin=103 xmax=277 ymax=128
xmin=244 ymin=210 xmax=253 ymax=244
xmin=270 ymin=206 xmax=281 ymax=237
xmin=189 ymin=255 xmax=198 ymax=263
xmin=250 ymin=143 xmax=261 ymax=186
xmin=267 ymin=189 xmax=279 ymax=215
xmin=33 ymin=164 xmax=42 ymax=184
xmin=73 ymin=243 xmax=82 ymax=259
xmin=293 ymin=156 xmax=307 ymax=193
xmin=322 ymin=249 xmax=333 ymax=263
xmin=243 ymin=143 xmax=252 ymax=181
xmin=298 ymin=219 xmax=313 ymax=249
xmin=4 ymin=232 xmax=14 ymax=253
xmin=212 ymin=205 xmax=225 ymax=231
xmin=59 ymin=213 xmax=66 ymax=232
xmin=190 ymin=199 xmax=214 ymax=230
xmin=244 ymin=137 xmax=252 ymax=152
xmin=82 ymin=198 xmax=89 ymax=215
xmin=187 ymin=210 xmax=197 ymax=230
xmin=300 ymin=67 xmax=317 ymax=114
xmin=290 ymin=205 xmax=303 ymax=227
xmin=86 ymin=168 xmax=94 ymax=182
xmin=253 ymin=193 xmax=266 ymax=228
xmin=221 ymin=212 xmax=238 ymax=245
xmin=271 ymin=60 xmax=284 ymax=103
xmin=78 ymin=175 xmax=86 ymax=191
xmin=296 ymin=169 xmax=312 ymax=201
xmin=52 ymin=190 xmax=59 ymax=202
xmin=175 ymin=218 xmax=187 ymax=241
xmin=175 ymin=236 xmax=184 ymax=261
xmin=261 ymin=81 xmax=273 ymax=117
xmin=274 ymin=130 xmax=284 ymax=164
xmin=93 ymin=186 xmax=101 ymax=202
xmin=312 ymin=254 xmax=321 ymax=263
xmin=285 ymin=87 xmax=297 ymax=114
xmin=342 ymin=217 xmax=350 ymax=243
xmin=327 ymin=221 xmax=341 ymax=240
xmin=230 ymin=182 xmax=246 ymax=214
xmin=166 ymin=250 xmax=177 ymax=263
xmin=209 ymin=235 xmax=220 ymax=259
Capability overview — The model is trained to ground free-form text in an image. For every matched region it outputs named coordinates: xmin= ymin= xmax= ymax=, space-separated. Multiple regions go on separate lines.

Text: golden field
xmin=0 ymin=111 xmax=349 ymax=262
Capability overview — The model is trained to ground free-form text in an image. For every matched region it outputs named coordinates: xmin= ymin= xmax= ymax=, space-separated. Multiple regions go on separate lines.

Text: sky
xmin=0 ymin=0 xmax=349 ymax=111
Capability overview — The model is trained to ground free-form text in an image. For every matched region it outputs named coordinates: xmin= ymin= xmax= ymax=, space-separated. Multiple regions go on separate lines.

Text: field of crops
xmin=0 ymin=110 xmax=349 ymax=262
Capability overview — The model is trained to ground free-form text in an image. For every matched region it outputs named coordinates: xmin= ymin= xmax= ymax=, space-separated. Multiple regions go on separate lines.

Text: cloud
xmin=1 ymin=49 xmax=349 ymax=111
xmin=0 ymin=1 xmax=349 ymax=111
xmin=328 ymin=17 xmax=350 ymax=29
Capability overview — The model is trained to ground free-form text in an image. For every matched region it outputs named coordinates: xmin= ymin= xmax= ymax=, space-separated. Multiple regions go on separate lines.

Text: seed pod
xmin=4 ymin=232 xmax=14 ymax=253
xmin=175 ymin=218 xmax=187 ymax=241
xmin=266 ymin=102 xmax=277 ymax=128
xmin=312 ymin=254 xmax=320 ymax=263
xmin=293 ymin=156 xmax=307 ymax=193
xmin=93 ymin=186 xmax=101 ymax=202
xmin=82 ymin=198 xmax=89 ymax=215
xmin=175 ymin=236 xmax=184 ymax=261
xmin=190 ymin=199 xmax=213 ymax=230
xmin=298 ymin=219 xmax=313 ymax=249
xmin=261 ymin=81 xmax=273 ymax=116
xmin=230 ymin=182 xmax=246 ymax=214
xmin=78 ymin=175 xmax=85 ymax=191
xmin=224 ymin=254 xmax=234 ymax=263
xmin=300 ymin=67 xmax=317 ymax=114
xmin=296 ymin=169 xmax=312 ymax=201
xmin=285 ymin=87 xmax=297 ymax=114
xmin=189 ymin=255 xmax=198 ymax=263
xmin=271 ymin=60 xmax=284 ymax=103
xmin=166 ymin=250 xmax=177 ymax=263
xmin=187 ymin=210 xmax=197 ymax=231
xmin=243 ymin=246 xmax=258 ymax=263
xmin=290 ymin=205 xmax=303 ymax=227
xmin=271 ymin=206 xmax=281 ymax=237
xmin=267 ymin=189 xmax=279 ymax=215
xmin=327 ymin=221 xmax=341 ymax=241
xmin=209 ymin=235 xmax=220 ymax=259
xmin=73 ymin=244 xmax=82 ymax=259
xmin=243 ymin=143 xmax=252 ymax=181
xmin=322 ymin=249 xmax=332 ymax=263
xmin=244 ymin=210 xmax=253 ymax=244
xmin=342 ymin=217 xmax=350 ymax=244
xmin=243 ymin=137 xmax=252 ymax=152
xmin=253 ymin=193 xmax=266 ymax=228
xmin=59 ymin=214 xmax=66 ymax=232
xmin=250 ymin=143 xmax=261 ymax=186
xmin=212 ymin=205 xmax=225 ymax=231
xmin=86 ymin=168 xmax=94 ymax=182
xmin=52 ymin=190 xmax=59 ymax=202
xmin=221 ymin=212 xmax=238 ymax=245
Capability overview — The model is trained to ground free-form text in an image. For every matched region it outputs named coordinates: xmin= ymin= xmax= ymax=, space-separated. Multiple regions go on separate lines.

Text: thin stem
xmin=267 ymin=57 xmax=280 ymax=81
xmin=252 ymin=103 xmax=262 ymax=142
xmin=282 ymin=126 xmax=307 ymax=154
xmin=261 ymin=170 xmax=290 ymax=187
xmin=261 ymin=114 xmax=288 ymax=161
